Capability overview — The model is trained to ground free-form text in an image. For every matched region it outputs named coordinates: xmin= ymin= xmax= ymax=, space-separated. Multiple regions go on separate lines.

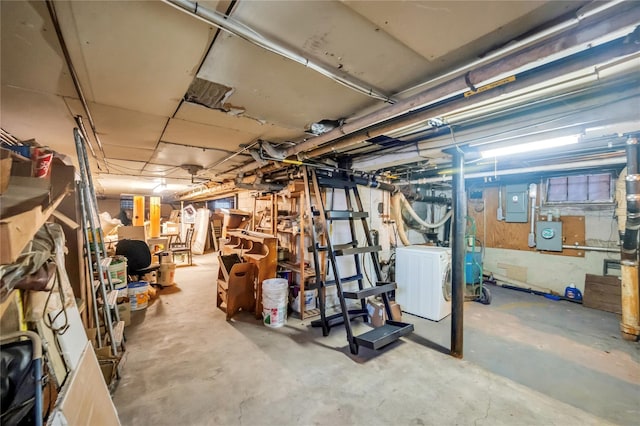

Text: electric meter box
xmin=536 ymin=221 xmax=563 ymax=251
xmin=505 ymin=184 xmax=529 ymax=223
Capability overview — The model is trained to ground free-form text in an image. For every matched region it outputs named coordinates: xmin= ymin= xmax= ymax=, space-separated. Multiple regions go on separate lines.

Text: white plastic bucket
xmin=128 ymin=281 xmax=149 ymax=311
xmin=158 ymin=263 xmax=176 ymax=286
xmin=108 ymin=257 xmax=127 ymax=283
xmin=114 ymin=278 xmax=128 ymax=298
xmin=292 ymin=289 xmax=317 ymax=313
xmin=262 ymin=278 xmax=288 ymax=328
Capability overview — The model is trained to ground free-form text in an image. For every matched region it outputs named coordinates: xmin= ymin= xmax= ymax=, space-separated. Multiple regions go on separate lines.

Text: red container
xmin=33 ymin=147 xmax=53 ymax=178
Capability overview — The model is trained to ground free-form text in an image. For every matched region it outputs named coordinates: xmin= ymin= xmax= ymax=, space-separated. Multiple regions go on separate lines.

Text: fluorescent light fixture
xmin=480 ymin=134 xmax=580 ymax=158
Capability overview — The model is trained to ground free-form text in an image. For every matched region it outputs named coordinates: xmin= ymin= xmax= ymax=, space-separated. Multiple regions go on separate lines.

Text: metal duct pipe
xmin=622 ymin=137 xmax=640 ymax=262
xmin=348 ymin=176 xmax=397 ymax=193
xmin=620 ymin=136 xmax=640 ymax=341
xmin=405 ymin=194 xmax=452 ymax=205
xmin=234 ymin=182 xmax=285 ymax=192
xmin=163 ymin=0 xmax=393 ymax=103
xmin=620 ymin=264 xmax=640 ymax=341
xmin=396 ymin=0 xmax=627 ymax=96
xmin=390 ymin=194 xmax=411 ymax=246
xmin=284 ymin=4 xmax=640 ymax=159
xmin=451 ymin=149 xmax=466 ymax=358
xmin=399 ymin=193 xmax=452 ymax=230
xmin=298 ymin=34 xmax=640 ymax=162
xmin=407 ymin=156 xmax=627 ymax=184
xmin=227 ymin=20 xmax=640 ymax=179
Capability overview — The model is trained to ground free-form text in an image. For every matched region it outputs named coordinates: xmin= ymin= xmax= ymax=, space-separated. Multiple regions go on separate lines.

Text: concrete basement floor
xmin=113 ymin=253 xmax=639 ymax=425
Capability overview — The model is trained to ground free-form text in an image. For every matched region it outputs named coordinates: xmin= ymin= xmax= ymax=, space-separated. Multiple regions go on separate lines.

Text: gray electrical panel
xmin=536 ymin=221 xmax=563 ymax=251
xmin=505 ymin=184 xmax=529 ymax=222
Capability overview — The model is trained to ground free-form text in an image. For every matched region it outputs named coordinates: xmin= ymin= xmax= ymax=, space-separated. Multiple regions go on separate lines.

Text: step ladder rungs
xmin=311 ymin=309 xmax=369 ymax=329
xmin=343 ymin=282 xmax=397 ymax=299
xmin=112 ymin=321 xmax=125 ymax=346
xmin=93 ymin=280 xmax=101 ymax=291
xmin=326 ymin=210 xmax=368 ymax=220
xmin=324 ymin=274 xmax=363 ymax=286
xmin=106 ymin=290 xmax=118 ymax=308
xmin=353 ymin=320 xmax=414 ymax=350
xmin=311 ymin=242 xmax=355 ymax=253
xmin=101 ymin=257 xmax=113 ymax=268
xmin=302 ymin=166 xmax=413 ymax=355
xmin=335 ymin=245 xmax=382 ymax=256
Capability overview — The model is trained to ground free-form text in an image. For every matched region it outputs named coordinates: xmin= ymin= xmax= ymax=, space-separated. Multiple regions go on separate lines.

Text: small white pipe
xmin=562 ymin=244 xmax=620 ymax=253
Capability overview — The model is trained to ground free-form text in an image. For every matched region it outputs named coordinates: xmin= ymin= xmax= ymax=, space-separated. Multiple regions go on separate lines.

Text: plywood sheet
xmin=583 ymin=274 xmax=622 ymax=314
xmin=554 ymin=215 xmax=586 ymax=257
xmin=468 ymin=187 xmax=585 ymax=257
xmin=53 ymin=342 xmax=120 ymax=426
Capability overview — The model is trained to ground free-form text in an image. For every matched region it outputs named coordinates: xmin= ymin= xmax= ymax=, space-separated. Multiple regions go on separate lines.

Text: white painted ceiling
xmin=1 ymin=0 xmax=639 ymax=198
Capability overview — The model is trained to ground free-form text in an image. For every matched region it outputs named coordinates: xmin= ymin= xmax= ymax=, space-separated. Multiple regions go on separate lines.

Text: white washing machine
xmin=395 ymin=245 xmax=451 ymax=321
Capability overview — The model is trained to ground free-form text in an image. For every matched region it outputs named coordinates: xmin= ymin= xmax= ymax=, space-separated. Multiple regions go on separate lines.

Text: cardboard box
xmin=367 ymin=299 xmax=402 ymax=327
xmin=367 ymin=299 xmax=385 ymax=327
xmin=390 ymin=301 xmax=402 ymax=321
xmin=0 ymin=148 xmax=12 ymax=194
xmin=94 ymin=347 xmax=118 ymax=387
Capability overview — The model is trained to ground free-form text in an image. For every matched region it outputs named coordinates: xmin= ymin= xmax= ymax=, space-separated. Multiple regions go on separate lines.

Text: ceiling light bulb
xmin=480 ymin=134 xmax=580 ymax=158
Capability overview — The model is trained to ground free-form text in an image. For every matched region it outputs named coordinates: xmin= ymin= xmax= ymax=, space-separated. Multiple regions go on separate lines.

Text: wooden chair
xmin=216 ymin=254 xmax=257 ymax=320
xmin=171 ymin=227 xmax=194 ymax=266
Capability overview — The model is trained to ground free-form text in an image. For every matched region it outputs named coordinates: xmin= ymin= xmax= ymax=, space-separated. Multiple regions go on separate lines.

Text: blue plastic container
xmin=564 ymin=285 xmax=582 ymax=301
xmin=465 ymin=252 xmax=482 ymax=284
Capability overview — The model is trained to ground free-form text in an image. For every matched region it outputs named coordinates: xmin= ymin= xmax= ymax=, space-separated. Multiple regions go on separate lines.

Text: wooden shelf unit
xmin=0 ymin=155 xmax=87 ymax=328
xmin=223 ymin=230 xmax=277 ymax=319
xmin=275 ymin=188 xmax=319 ymax=319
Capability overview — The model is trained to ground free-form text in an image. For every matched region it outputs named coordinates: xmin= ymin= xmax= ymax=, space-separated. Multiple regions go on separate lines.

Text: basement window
xmin=545 ymin=173 xmax=613 ymax=204
xmin=120 ymin=195 xmax=134 ymax=210
xmin=208 ymin=196 xmax=236 ymax=210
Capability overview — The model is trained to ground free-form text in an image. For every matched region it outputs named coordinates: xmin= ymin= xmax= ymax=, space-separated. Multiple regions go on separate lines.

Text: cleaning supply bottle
xmin=564 ymin=284 xmax=582 ymax=301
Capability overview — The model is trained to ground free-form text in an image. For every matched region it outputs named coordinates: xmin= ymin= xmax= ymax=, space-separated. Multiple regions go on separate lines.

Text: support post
xmin=451 ymin=148 xmax=466 ymax=358
xmin=621 ymin=136 xmax=640 ymax=341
